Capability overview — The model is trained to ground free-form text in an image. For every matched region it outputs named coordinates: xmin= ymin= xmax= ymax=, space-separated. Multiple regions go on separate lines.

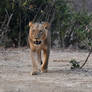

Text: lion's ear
xmin=43 ymin=22 xmax=50 ymax=29
xmin=29 ymin=21 xmax=33 ymax=27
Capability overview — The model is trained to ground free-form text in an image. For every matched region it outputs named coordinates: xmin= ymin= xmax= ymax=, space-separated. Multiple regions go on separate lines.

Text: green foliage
xmin=0 ymin=0 xmax=51 ymax=47
xmin=51 ymin=0 xmax=73 ymax=47
xmin=0 ymin=0 xmax=92 ymax=48
xmin=70 ymin=59 xmax=80 ymax=69
xmin=71 ymin=12 xmax=92 ymax=49
xmin=55 ymin=0 xmax=72 ymax=28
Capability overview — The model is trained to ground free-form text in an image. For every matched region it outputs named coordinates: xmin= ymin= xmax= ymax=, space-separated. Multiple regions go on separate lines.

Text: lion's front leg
xmin=31 ymin=51 xmax=39 ymax=75
xmin=37 ymin=51 xmax=42 ymax=65
xmin=41 ymin=49 xmax=50 ymax=73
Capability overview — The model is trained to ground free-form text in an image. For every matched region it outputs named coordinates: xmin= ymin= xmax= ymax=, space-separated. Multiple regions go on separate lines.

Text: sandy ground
xmin=0 ymin=48 xmax=92 ymax=92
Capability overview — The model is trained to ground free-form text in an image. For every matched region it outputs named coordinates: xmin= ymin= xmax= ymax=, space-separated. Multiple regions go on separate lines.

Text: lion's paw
xmin=41 ymin=68 xmax=48 ymax=73
xmin=31 ymin=71 xmax=40 ymax=75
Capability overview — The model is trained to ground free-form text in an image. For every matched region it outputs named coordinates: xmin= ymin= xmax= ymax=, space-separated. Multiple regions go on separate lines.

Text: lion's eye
xmin=31 ymin=30 xmax=35 ymax=33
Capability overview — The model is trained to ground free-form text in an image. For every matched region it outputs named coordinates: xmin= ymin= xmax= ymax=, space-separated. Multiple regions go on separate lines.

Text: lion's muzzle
xmin=34 ymin=40 xmax=41 ymax=45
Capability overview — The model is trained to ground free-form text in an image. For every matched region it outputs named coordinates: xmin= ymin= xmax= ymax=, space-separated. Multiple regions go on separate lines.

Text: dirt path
xmin=0 ymin=48 xmax=92 ymax=92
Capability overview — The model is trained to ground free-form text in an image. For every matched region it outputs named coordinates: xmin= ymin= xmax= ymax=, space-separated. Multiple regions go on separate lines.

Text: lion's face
xmin=29 ymin=22 xmax=49 ymax=46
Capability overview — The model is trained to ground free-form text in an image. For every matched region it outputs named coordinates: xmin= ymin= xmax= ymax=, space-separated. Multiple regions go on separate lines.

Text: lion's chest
xmin=31 ymin=43 xmax=47 ymax=52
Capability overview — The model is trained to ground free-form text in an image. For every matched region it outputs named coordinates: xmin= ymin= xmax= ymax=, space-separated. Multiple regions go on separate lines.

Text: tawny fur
xmin=28 ymin=22 xmax=50 ymax=75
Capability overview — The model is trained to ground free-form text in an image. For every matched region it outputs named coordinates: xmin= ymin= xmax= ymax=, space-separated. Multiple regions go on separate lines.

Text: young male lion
xmin=28 ymin=22 xmax=50 ymax=75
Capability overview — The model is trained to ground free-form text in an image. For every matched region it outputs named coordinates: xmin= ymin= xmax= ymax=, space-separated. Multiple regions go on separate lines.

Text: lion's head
xmin=29 ymin=22 xmax=49 ymax=46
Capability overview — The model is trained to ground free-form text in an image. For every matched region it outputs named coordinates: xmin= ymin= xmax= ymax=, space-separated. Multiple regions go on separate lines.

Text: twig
xmin=80 ymin=48 xmax=92 ymax=68
xmin=1 ymin=15 xmax=7 ymax=28
xmin=5 ymin=8 xmax=9 ymax=18
xmin=6 ymin=13 xmax=13 ymax=27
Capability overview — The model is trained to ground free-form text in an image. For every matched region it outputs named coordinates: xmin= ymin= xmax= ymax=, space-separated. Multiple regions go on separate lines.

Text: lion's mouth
xmin=34 ymin=41 xmax=41 ymax=45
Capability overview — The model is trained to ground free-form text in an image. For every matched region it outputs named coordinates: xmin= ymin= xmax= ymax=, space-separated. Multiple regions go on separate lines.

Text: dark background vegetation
xmin=0 ymin=0 xmax=92 ymax=49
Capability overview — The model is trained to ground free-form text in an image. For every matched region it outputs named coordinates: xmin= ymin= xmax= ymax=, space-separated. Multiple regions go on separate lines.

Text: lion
xmin=28 ymin=22 xmax=51 ymax=75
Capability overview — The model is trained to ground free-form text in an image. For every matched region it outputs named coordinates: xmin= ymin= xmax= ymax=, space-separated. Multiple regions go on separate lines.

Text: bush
xmin=0 ymin=0 xmax=92 ymax=49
